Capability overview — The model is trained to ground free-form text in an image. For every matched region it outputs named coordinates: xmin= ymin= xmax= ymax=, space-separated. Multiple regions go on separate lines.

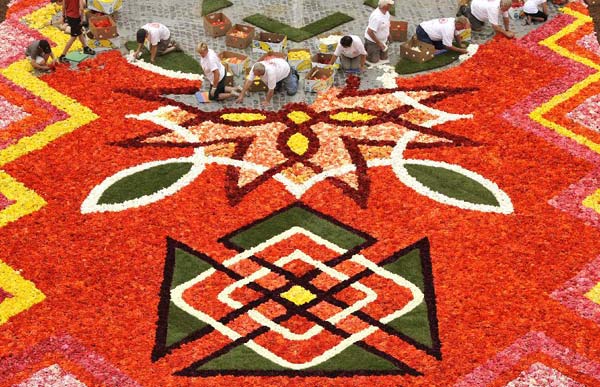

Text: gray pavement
xmin=113 ymin=0 xmax=562 ymax=111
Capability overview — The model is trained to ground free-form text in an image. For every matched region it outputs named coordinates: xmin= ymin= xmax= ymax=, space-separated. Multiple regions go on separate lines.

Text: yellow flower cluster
xmin=330 ymin=111 xmax=376 ymax=122
xmin=288 ymin=51 xmax=311 ymax=61
xmin=220 ymin=113 xmax=266 ymax=122
xmin=287 ymin=111 xmax=311 ymax=124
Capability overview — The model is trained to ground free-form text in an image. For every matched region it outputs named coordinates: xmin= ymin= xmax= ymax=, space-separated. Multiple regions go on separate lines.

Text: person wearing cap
xmin=196 ymin=43 xmax=241 ymax=101
xmin=235 ymin=56 xmax=299 ymax=107
xmin=364 ymin=0 xmax=393 ymax=65
xmin=134 ymin=23 xmax=179 ymax=64
xmin=457 ymin=0 xmax=515 ymax=39
xmin=25 ymin=39 xmax=57 ymax=71
xmin=57 ymin=0 xmax=95 ymax=63
xmin=416 ymin=17 xmax=470 ymax=55
xmin=329 ymin=35 xmax=367 ymax=72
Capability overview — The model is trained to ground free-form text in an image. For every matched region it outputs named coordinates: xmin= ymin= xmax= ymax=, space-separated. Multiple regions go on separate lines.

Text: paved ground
xmin=112 ymin=0 xmax=562 ymax=111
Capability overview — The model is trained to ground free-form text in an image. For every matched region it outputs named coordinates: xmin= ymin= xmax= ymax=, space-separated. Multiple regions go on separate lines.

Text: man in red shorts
xmin=58 ymin=0 xmax=95 ymax=63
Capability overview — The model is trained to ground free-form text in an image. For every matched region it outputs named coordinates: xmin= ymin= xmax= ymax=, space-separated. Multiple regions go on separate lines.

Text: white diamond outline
xmin=171 ymin=226 xmax=425 ymax=370
xmin=217 ymin=249 xmax=378 ymax=341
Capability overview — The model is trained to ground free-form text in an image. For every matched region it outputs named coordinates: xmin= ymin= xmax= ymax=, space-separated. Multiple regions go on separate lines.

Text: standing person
xmin=58 ymin=0 xmax=95 ymax=63
xmin=523 ymin=0 xmax=549 ymax=24
xmin=25 ymin=39 xmax=56 ymax=71
xmin=584 ymin=0 xmax=600 ymax=45
xmin=235 ymin=57 xmax=298 ymax=107
xmin=458 ymin=0 xmax=515 ymax=38
xmin=416 ymin=17 xmax=470 ymax=55
xmin=196 ymin=43 xmax=241 ymax=101
xmin=364 ymin=0 xmax=393 ymax=65
xmin=134 ymin=23 xmax=179 ymax=64
xmin=329 ymin=35 xmax=367 ymax=72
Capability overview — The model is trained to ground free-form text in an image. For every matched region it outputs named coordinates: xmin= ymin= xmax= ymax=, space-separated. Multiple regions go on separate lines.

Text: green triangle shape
xmin=166 ymin=301 xmax=207 ymax=347
xmin=163 ymin=247 xmax=213 ymax=348
xmin=197 ymin=345 xmax=287 ymax=371
xmin=172 ymin=247 xmax=213 ymax=288
xmin=307 ymin=344 xmax=400 ymax=371
xmin=383 ymin=248 xmax=435 ymax=349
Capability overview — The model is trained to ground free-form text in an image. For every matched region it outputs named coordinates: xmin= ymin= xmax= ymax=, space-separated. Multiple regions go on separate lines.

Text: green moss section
xmin=165 ymin=248 xmax=213 ymax=348
xmin=125 ymin=41 xmax=202 ymax=74
xmin=198 ymin=344 xmax=399 ymax=371
xmin=395 ymin=51 xmax=459 ymax=74
xmin=307 ymin=344 xmax=399 ymax=371
xmin=198 ymin=345 xmax=287 ymax=371
xmin=98 ymin=162 xmax=193 ymax=205
xmin=202 ymin=0 xmax=232 ymax=16
xmin=383 ymin=249 xmax=433 ymax=348
xmin=404 ymin=163 xmax=500 ymax=206
xmin=227 ymin=206 xmax=366 ymax=251
xmin=363 ymin=0 xmax=396 ymax=16
xmin=243 ymin=12 xmax=353 ymax=42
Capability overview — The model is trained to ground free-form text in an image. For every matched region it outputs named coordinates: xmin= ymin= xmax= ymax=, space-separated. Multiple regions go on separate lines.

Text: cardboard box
xmin=252 ymin=32 xmax=287 ymax=53
xmin=311 ymin=53 xmax=335 ymax=69
xmin=203 ymin=12 xmax=232 ymax=37
xmin=390 ymin=21 xmax=408 ymax=42
xmin=219 ymin=51 xmax=250 ymax=76
xmin=316 ymin=31 xmax=343 ymax=53
xmin=222 ymin=63 xmax=234 ymax=87
xmin=243 ymin=66 xmax=268 ymax=92
xmin=89 ymin=15 xmax=118 ymax=39
xmin=258 ymin=52 xmax=286 ymax=61
xmin=304 ymin=67 xmax=334 ymax=93
xmin=287 ymin=48 xmax=312 ymax=72
xmin=400 ymin=36 xmax=435 ymax=62
xmin=226 ymin=24 xmax=255 ymax=49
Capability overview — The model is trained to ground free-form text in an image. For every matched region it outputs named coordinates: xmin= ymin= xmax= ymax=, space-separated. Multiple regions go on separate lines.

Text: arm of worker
xmin=329 ymin=54 xmax=338 ymax=65
xmin=360 ymin=54 xmax=366 ymax=71
xmin=542 ymin=2 xmax=549 ymax=15
xmin=448 ymin=35 xmax=468 ymax=53
xmin=492 ymin=23 xmax=514 ymax=38
xmin=235 ymin=79 xmax=252 ymax=104
xmin=30 ymin=57 xmax=51 ymax=71
xmin=149 ymin=44 xmax=158 ymax=63
xmin=79 ymin=0 xmax=85 ymax=18
xmin=367 ymin=28 xmax=385 ymax=49
xmin=262 ymin=89 xmax=274 ymax=106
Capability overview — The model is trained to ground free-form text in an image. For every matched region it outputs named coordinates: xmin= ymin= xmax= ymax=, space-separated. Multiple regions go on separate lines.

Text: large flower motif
xmin=82 ymin=78 xmax=513 ymax=213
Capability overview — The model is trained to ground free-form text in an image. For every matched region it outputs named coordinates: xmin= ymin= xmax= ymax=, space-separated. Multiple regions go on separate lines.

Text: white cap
xmin=378 ymin=0 xmax=394 ymax=6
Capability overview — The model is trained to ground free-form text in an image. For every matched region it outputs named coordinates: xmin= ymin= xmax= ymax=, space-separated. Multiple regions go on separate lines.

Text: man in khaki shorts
xmin=364 ymin=0 xmax=393 ymax=65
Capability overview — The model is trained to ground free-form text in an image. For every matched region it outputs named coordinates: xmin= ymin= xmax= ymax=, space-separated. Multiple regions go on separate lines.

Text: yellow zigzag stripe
xmin=0 ymin=4 xmax=98 ymax=226
xmin=0 ymin=260 xmax=45 ymax=325
xmin=529 ymin=8 xmax=600 ymax=154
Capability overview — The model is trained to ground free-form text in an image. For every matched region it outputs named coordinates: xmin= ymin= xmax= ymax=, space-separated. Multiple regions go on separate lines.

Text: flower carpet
xmin=2 ymin=0 xmax=600 ymax=385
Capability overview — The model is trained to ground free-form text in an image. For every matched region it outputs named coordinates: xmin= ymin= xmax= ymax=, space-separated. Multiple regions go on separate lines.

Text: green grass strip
xmin=243 ymin=12 xmax=353 ymax=42
xmin=363 ymin=0 xmax=395 ymax=16
xmin=125 ymin=41 xmax=202 ymax=74
xmin=395 ymin=51 xmax=459 ymax=74
xmin=202 ymin=0 xmax=232 ymax=16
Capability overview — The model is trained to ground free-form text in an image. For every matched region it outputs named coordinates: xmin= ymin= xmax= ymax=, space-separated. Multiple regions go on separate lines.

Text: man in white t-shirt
xmin=416 ymin=17 xmax=470 ymax=55
xmin=196 ymin=43 xmax=241 ymax=101
xmin=134 ymin=22 xmax=179 ymax=64
xmin=236 ymin=56 xmax=298 ymax=106
xmin=458 ymin=0 xmax=515 ymax=39
xmin=523 ymin=0 xmax=548 ymax=25
xmin=329 ymin=35 xmax=367 ymax=72
xmin=364 ymin=0 xmax=393 ymax=64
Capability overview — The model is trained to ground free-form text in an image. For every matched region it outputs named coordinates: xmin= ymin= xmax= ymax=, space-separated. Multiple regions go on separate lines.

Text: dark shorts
xmin=416 ymin=25 xmax=445 ymax=50
xmin=524 ymin=10 xmax=548 ymax=21
xmin=209 ymin=76 xmax=226 ymax=101
xmin=459 ymin=6 xmax=485 ymax=30
xmin=65 ymin=16 xmax=82 ymax=37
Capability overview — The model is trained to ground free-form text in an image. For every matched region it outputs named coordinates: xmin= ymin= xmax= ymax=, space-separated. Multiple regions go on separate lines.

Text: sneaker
xmin=59 ymin=55 xmax=69 ymax=63
xmin=82 ymin=47 xmax=96 ymax=55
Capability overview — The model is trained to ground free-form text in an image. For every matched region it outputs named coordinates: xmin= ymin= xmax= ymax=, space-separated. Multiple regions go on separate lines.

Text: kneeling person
xmin=416 ymin=17 xmax=469 ymax=55
xmin=26 ymin=39 xmax=56 ymax=71
xmin=523 ymin=0 xmax=549 ymax=25
xmin=330 ymin=35 xmax=367 ymax=72
xmin=458 ymin=0 xmax=514 ymax=39
xmin=236 ymin=57 xmax=298 ymax=107
xmin=134 ymin=23 xmax=178 ymax=64
xmin=197 ymin=43 xmax=240 ymax=101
